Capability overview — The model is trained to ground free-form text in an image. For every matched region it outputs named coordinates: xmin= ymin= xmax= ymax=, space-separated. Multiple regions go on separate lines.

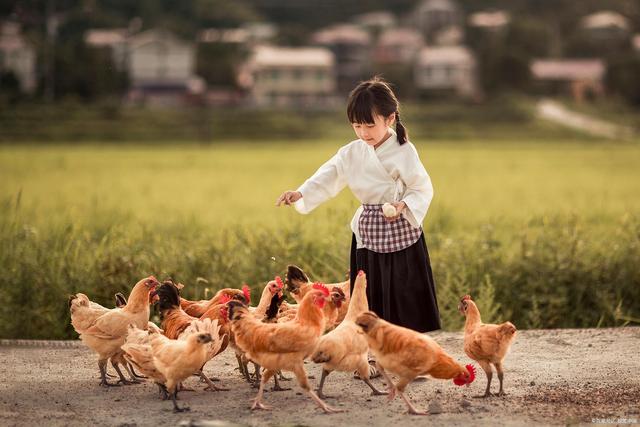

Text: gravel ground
xmin=1 ymin=328 xmax=639 ymax=427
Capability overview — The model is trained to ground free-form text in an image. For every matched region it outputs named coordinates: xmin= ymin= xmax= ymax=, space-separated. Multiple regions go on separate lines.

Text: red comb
xmin=358 ymin=270 xmax=365 ymax=277
xmin=462 ymin=295 xmax=472 ymax=301
xmin=219 ymin=294 xmax=231 ymax=305
xmin=275 ymin=276 xmax=284 ymax=289
xmin=220 ymin=306 xmax=229 ymax=322
xmin=453 ymin=364 xmax=476 ymax=386
xmin=242 ymin=284 xmax=251 ymax=303
xmin=312 ymin=282 xmax=330 ymax=297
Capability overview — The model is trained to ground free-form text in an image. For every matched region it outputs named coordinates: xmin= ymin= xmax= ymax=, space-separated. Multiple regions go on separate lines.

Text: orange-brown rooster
xmin=179 ymin=283 xmax=250 ymax=318
xmin=459 ymin=294 xmax=516 ymax=397
xmin=228 ymin=285 xmax=341 ymax=413
xmin=356 ymin=311 xmax=476 ymax=415
xmin=284 ymin=265 xmax=350 ymax=324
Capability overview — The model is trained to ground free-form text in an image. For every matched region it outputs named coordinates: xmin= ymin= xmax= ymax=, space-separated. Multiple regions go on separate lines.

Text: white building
xmin=0 ymin=22 xmax=36 ymax=94
xmin=414 ymin=46 xmax=477 ymax=98
xmin=126 ymin=29 xmax=204 ymax=106
xmin=240 ymin=45 xmax=336 ymax=108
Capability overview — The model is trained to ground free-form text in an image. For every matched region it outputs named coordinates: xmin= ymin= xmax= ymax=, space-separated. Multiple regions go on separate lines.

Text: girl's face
xmin=352 ymin=112 xmax=395 ymax=147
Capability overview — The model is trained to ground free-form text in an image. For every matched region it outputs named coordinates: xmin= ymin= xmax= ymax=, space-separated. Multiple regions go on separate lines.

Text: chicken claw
xmin=251 ymin=399 xmax=273 ymax=410
xmin=199 ymin=371 xmax=229 ymax=392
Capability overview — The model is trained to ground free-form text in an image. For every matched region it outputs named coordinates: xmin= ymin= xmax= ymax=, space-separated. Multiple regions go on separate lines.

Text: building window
xmin=316 ymin=69 xmax=324 ymax=81
xmin=445 ymin=65 xmax=454 ymax=79
xmin=271 ymin=69 xmax=280 ymax=80
xmin=293 ymin=69 xmax=303 ymax=80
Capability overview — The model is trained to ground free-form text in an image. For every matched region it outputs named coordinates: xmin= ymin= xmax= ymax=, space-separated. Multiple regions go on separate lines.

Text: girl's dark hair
xmin=347 ymin=77 xmax=408 ymax=145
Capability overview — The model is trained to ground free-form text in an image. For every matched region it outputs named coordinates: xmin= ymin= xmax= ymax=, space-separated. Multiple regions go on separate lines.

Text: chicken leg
xmin=356 ymin=360 xmax=387 ymax=396
xmin=111 ymin=360 xmax=134 ymax=385
xmin=394 ymin=377 xmax=429 ymax=416
xmin=98 ymin=359 xmax=120 ymax=387
xmin=170 ymin=389 xmax=190 ymax=413
xmin=474 ymin=360 xmax=493 ymax=398
xmin=292 ymin=364 xmax=342 ymax=413
xmin=495 ymin=362 xmax=506 ymax=396
xmin=199 ymin=370 xmax=229 ymax=392
xmin=251 ymin=369 xmax=277 ymax=410
xmin=316 ymin=369 xmax=334 ymax=399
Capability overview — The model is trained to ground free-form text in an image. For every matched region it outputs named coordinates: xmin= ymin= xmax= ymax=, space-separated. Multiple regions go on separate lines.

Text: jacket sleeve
xmin=294 ymin=147 xmax=348 ymax=214
xmin=401 ymin=144 xmax=434 ymax=228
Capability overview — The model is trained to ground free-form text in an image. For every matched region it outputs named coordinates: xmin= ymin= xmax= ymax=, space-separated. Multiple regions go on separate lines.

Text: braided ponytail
xmin=395 ymin=111 xmax=408 ymax=145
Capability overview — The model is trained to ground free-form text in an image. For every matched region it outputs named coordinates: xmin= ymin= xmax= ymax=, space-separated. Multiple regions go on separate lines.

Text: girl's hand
xmin=384 ymin=201 xmax=406 ymax=222
xmin=276 ymin=191 xmax=302 ymax=206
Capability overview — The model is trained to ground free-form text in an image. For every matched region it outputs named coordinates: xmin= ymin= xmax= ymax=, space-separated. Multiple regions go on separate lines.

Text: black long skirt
xmin=349 ymin=233 xmax=441 ymax=333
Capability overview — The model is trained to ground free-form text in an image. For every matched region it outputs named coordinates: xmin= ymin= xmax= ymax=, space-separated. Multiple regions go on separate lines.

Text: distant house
xmin=530 ymin=59 xmax=605 ymax=102
xmin=84 ymin=28 xmax=129 ymax=70
xmin=199 ymin=23 xmax=277 ymax=46
xmin=434 ymin=25 xmax=464 ymax=46
xmin=414 ymin=46 xmax=477 ymax=98
xmin=374 ymin=28 xmax=424 ymax=65
xmin=198 ymin=28 xmax=250 ymax=45
xmin=468 ymin=10 xmax=510 ymax=31
xmin=311 ymin=24 xmax=371 ymax=93
xmin=579 ymin=11 xmax=630 ymax=40
xmin=240 ymin=45 xmax=336 ymax=108
xmin=0 ymin=22 xmax=36 ymax=94
xmin=353 ymin=11 xmax=397 ymax=37
xmin=413 ymin=0 xmax=462 ymax=43
xmin=126 ymin=29 xmax=204 ymax=106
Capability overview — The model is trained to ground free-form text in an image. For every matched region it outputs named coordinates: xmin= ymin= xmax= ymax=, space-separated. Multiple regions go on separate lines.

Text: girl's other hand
xmin=276 ymin=191 xmax=302 ymax=206
xmin=384 ymin=201 xmax=406 ymax=222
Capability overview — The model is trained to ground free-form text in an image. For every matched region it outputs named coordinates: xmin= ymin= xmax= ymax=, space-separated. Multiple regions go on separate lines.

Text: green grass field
xmin=1 ymin=139 xmax=639 ymax=338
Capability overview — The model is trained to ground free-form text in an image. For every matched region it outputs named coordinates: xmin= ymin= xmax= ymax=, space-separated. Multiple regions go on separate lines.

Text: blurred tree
xmin=197 ymin=42 xmax=248 ymax=88
xmin=467 ymin=16 xmax=551 ymax=95
xmin=606 ymin=55 xmax=640 ymax=106
xmin=0 ymin=71 xmax=22 ymax=104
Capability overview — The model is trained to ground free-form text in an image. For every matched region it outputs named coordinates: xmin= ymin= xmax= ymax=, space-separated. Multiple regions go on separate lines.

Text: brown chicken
xmin=228 ymin=286 xmax=340 ymax=413
xmin=459 ymin=294 xmax=516 ymax=398
xmin=250 ymin=277 xmax=284 ymax=319
xmin=180 ymin=284 xmax=250 ymax=318
xmin=77 ymin=276 xmax=159 ymax=386
xmin=356 ymin=311 xmax=476 ymax=415
xmin=311 ymin=271 xmax=387 ymax=399
xmin=284 ymin=265 xmax=350 ymax=324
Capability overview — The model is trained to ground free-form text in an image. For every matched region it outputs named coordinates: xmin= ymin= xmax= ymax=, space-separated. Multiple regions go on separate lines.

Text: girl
xmin=276 ymin=77 xmax=440 ymax=333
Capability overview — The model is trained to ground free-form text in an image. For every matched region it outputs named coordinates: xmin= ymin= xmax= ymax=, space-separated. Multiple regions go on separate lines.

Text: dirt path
xmin=536 ymin=99 xmax=635 ymax=139
xmin=1 ymin=328 xmax=639 ymax=427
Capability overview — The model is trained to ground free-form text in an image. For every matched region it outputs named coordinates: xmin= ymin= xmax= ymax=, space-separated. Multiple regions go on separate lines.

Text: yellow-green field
xmin=1 ymin=140 xmax=639 ymax=338
xmin=2 ymin=140 xmax=639 ymax=231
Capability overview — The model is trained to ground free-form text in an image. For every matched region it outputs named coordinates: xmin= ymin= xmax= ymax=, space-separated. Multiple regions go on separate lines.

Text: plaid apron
xmin=358 ymin=204 xmax=422 ymax=253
